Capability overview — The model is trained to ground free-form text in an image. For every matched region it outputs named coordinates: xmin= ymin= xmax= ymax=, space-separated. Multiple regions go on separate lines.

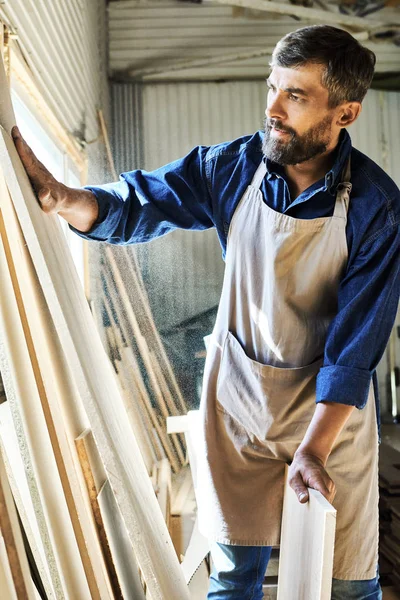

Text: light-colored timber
xmin=0 ymin=54 xmax=190 ymax=599
xmin=0 ymin=447 xmax=37 ymax=599
xmin=75 ymin=430 xmax=124 ymax=600
xmin=277 ymin=469 xmax=336 ymax=600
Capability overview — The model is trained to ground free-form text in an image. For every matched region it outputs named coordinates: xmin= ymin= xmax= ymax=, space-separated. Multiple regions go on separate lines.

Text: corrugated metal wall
xmin=108 ymin=0 xmax=400 ymax=81
xmin=112 ymin=81 xmax=268 ymax=331
xmin=111 ymin=83 xmax=144 ymax=174
xmin=1 ymin=0 xmax=109 ymax=182
xmin=111 ymin=81 xmax=400 ymax=407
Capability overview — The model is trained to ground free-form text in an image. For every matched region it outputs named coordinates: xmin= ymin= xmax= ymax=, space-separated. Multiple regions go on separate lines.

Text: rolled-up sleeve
xmin=70 ymin=145 xmax=214 ymax=244
xmin=316 ymin=222 xmax=400 ymax=409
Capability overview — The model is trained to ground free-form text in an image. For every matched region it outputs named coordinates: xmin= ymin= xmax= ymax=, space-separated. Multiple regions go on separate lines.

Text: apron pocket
xmin=216 ymin=331 xmax=322 ymax=443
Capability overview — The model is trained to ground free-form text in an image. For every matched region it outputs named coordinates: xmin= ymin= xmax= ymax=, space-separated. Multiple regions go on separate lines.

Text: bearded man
xmin=14 ymin=25 xmax=400 ymax=600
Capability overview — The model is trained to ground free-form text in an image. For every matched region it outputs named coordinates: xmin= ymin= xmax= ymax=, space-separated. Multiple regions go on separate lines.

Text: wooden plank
xmin=124 ymin=248 xmax=187 ymax=414
xmin=75 ymin=430 xmax=124 ymax=600
xmin=0 ymin=405 xmax=55 ymax=598
xmin=98 ymin=480 xmax=147 ymax=600
xmin=102 ymin=265 xmax=181 ymax=471
xmin=0 ymin=197 xmax=108 ymax=599
xmin=277 ymin=469 xmax=336 ymax=600
xmin=167 ymin=415 xmax=190 ymax=435
xmin=168 ymin=412 xmax=210 ymax=584
xmin=104 ymin=255 xmax=186 ymax=467
xmin=0 ymin=445 xmax=37 ymax=599
xmin=187 ymin=560 xmax=210 ymax=600
xmin=0 ymin=171 xmax=115 ymax=598
xmin=117 ymin=348 xmax=164 ymax=463
xmin=0 ymin=58 xmax=189 ymax=599
xmin=102 ymin=277 xmax=174 ymax=467
xmin=0 ymin=205 xmax=89 ymax=599
xmin=180 ymin=517 xmax=210 ymax=585
xmin=153 ymin=458 xmax=172 ymax=528
xmin=115 ymin=358 xmax=157 ymax=473
xmin=151 ymin=349 xmax=181 ymax=419
xmin=0 ymin=534 xmax=18 ymax=600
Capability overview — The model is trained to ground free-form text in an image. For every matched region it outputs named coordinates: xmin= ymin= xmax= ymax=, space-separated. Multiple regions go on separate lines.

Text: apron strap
xmin=333 ymin=157 xmax=352 ymax=219
xmin=250 ymin=161 xmax=268 ymax=191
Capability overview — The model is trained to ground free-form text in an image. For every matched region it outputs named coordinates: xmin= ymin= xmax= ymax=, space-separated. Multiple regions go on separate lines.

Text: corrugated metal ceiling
xmin=108 ymin=0 xmax=400 ymax=82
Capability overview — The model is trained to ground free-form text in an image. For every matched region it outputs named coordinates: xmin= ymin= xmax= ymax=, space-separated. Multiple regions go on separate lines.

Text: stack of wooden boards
xmin=379 ymin=443 xmax=400 ymax=590
xmin=0 ymin=51 xmax=190 ymax=599
xmin=95 ymin=244 xmax=187 ymax=475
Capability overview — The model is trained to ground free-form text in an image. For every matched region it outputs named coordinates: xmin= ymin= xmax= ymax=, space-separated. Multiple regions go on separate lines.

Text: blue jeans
xmin=207 ymin=543 xmax=382 ymax=600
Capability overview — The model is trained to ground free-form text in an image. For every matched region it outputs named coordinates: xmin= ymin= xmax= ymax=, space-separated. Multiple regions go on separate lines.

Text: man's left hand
xmin=288 ymin=450 xmax=336 ymax=504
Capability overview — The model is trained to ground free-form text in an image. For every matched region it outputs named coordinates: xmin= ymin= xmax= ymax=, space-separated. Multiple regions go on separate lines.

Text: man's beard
xmin=262 ymin=114 xmax=333 ymax=165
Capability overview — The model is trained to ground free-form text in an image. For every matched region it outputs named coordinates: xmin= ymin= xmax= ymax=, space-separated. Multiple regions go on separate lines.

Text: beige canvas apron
xmin=196 ymin=159 xmax=379 ymax=580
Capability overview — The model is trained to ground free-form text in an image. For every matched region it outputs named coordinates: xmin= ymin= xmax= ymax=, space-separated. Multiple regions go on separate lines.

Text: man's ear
xmin=336 ymin=102 xmax=362 ymax=128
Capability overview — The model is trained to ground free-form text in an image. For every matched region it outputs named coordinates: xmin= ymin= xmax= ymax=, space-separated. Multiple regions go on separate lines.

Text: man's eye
xmin=289 ymin=93 xmax=300 ymax=102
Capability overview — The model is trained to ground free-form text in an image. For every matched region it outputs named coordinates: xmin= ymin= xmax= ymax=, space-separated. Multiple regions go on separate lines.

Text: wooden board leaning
xmin=0 ymin=56 xmax=190 ymax=599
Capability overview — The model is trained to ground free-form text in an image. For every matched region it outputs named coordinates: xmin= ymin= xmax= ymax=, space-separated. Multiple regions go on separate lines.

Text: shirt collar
xmin=264 ymin=129 xmax=352 ymax=196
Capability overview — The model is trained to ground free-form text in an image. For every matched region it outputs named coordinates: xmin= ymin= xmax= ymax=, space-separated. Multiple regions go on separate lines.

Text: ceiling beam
xmin=122 ymin=47 xmax=276 ymax=80
xmin=202 ymin=0 xmax=400 ymax=28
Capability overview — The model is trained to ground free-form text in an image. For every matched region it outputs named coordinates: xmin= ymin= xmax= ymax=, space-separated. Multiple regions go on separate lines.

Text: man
xmin=13 ymin=25 xmax=400 ymax=600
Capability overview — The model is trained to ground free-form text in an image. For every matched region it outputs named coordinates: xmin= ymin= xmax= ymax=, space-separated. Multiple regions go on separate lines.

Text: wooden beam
xmin=0 ymin=56 xmax=189 ymax=599
xmin=0 ymin=206 xmax=92 ymax=599
xmin=103 ymin=254 xmax=185 ymax=467
xmin=0 ymin=406 xmax=54 ymax=598
xmin=0 ymin=534 xmax=18 ymax=600
xmin=75 ymin=431 xmax=124 ymax=600
xmin=126 ymin=47 xmax=275 ymax=80
xmin=115 ymin=357 xmax=158 ymax=472
xmin=125 ymin=248 xmax=188 ymax=415
xmin=0 ymin=200 xmax=110 ymax=599
xmin=277 ymin=469 xmax=336 ymax=600
xmin=101 ymin=269 xmax=179 ymax=470
xmin=98 ymin=480 xmax=147 ymax=600
xmin=203 ymin=0 xmax=399 ymax=28
xmin=153 ymin=458 xmax=172 ymax=528
xmin=0 ymin=448 xmax=37 ymax=599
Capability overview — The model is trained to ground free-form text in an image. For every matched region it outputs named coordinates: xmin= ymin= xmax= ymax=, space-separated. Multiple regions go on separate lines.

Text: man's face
xmin=263 ymin=63 xmax=339 ymax=165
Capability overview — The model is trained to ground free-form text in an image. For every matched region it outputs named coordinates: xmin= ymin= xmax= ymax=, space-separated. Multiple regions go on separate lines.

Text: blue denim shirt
xmin=75 ymin=129 xmax=400 ymax=412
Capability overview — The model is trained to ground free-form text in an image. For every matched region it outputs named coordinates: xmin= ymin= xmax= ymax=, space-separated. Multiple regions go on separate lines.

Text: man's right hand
xmin=12 ymin=126 xmax=99 ymax=232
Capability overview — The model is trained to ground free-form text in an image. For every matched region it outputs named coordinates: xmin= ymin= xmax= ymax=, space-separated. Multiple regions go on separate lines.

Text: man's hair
xmin=270 ymin=25 xmax=376 ymax=107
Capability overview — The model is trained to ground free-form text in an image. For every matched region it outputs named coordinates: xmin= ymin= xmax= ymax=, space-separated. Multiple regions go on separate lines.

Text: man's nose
xmin=265 ymin=94 xmax=286 ymax=121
